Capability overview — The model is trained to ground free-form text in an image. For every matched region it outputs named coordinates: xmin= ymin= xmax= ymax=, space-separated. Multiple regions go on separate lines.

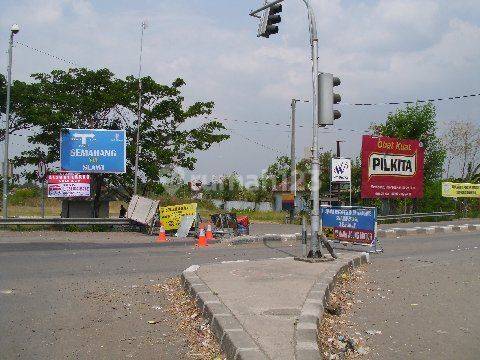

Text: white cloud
xmin=2 ymin=0 xmax=480 ymax=177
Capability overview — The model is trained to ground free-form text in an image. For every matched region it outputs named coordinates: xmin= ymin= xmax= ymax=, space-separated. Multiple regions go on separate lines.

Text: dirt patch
xmin=319 ymin=266 xmax=371 ymax=359
xmin=156 ymin=278 xmax=224 ymax=360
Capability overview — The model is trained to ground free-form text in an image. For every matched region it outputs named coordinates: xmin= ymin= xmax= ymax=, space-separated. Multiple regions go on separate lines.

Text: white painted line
xmin=221 ymin=259 xmax=251 ymax=264
xmin=184 ymin=265 xmax=200 ymax=272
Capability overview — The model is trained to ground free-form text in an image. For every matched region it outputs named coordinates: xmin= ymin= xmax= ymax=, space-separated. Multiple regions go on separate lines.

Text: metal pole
xmin=290 ymin=99 xmax=297 ymax=223
xmin=302 ymin=0 xmax=322 ymax=257
xmin=3 ymin=30 xmax=15 ymax=219
xmin=133 ymin=21 xmax=146 ymax=195
xmin=41 ymin=180 xmax=45 ymax=218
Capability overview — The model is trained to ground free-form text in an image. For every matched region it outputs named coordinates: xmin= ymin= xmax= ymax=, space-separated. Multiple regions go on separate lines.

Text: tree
xmin=371 ymin=103 xmax=446 ymax=184
xmin=13 ymin=68 xmax=229 ymax=214
xmin=0 ymin=74 xmax=37 ymax=142
xmin=442 ymin=120 xmax=480 ymax=179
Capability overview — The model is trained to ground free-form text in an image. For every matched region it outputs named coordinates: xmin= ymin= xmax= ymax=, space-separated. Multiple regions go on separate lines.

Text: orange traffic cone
xmin=205 ymin=224 xmax=213 ymax=241
xmin=156 ymin=225 xmax=167 ymax=243
xmin=197 ymin=227 xmax=207 ymax=247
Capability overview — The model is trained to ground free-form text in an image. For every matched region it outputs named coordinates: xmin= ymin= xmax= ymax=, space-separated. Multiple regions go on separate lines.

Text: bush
xmin=10 ymin=187 xmax=40 ymax=206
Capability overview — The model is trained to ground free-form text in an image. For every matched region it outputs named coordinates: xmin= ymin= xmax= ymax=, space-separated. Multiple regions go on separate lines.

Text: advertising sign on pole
xmin=47 ymin=173 xmax=91 ymax=198
xmin=442 ymin=182 xmax=480 ymax=198
xmin=159 ymin=203 xmax=198 ymax=231
xmin=361 ymin=135 xmax=424 ymax=198
xmin=331 ymin=158 xmax=351 ymax=183
xmin=321 ymin=206 xmax=377 ymax=246
xmin=60 ymin=129 xmax=126 ymax=173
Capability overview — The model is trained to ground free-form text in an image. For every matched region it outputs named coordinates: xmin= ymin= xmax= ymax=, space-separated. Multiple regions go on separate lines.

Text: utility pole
xmin=3 ymin=24 xmax=20 ymax=219
xmin=290 ymin=98 xmax=308 ymax=223
xmin=290 ymin=99 xmax=297 ymax=224
xmin=133 ymin=21 xmax=147 ymax=195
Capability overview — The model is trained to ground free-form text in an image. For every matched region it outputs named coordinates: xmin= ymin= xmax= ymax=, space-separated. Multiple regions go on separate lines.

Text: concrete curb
xmin=225 ymin=223 xmax=480 ymax=244
xmin=181 ymin=253 xmax=370 ymax=360
xmin=224 ymin=233 xmax=301 ymax=245
xmin=377 ymin=223 xmax=480 ymax=238
xmin=181 ymin=266 xmax=268 ymax=360
xmin=293 ymin=253 xmax=370 ymax=360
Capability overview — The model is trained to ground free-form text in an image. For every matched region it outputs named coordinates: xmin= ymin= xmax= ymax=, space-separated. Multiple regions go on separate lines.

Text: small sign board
xmin=175 ymin=215 xmax=196 ymax=237
xmin=37 ymin=161 xmax=47 ymax=182
xmin=442 ymin=182 xmax=480 ymax=198
xmin=321 ymin=206 xmax=377 ymax=246
xmin=331 ymin=158 xmax=351 ymax=183
xmin=127 ymin=195 xmax=160 ymax=226
xmin=159 ymin=203 xmax=198 ymax=231
xmin=47 ymin=173 xmax=91 ymax=198
xmin=60 ymin=129 xmax=126 ymax=173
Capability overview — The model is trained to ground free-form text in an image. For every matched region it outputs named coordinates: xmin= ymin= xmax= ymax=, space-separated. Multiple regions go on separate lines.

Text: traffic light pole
xmin=303 ymin=0 xmax=323 ymax=257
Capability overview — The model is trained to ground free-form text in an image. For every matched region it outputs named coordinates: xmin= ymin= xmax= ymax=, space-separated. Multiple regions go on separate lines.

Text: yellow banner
xmin=159 ymin=203 xmax=198 ymax=231
xmin=442 ymin=182 xmax=480 ymax=198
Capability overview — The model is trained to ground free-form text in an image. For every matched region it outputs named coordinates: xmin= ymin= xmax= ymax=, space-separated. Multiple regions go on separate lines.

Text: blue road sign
xmin=60 ymin=129 xmax=126 ymax=173
xmin=321 ymin=206 xmax=377 ymax=245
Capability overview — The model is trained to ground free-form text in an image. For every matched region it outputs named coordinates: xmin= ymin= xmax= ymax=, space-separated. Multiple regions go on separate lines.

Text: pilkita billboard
xmin=361 ymin=135 xmax=424 ymax=198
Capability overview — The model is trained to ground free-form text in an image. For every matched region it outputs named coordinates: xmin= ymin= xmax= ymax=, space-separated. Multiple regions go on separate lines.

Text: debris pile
xmin=157 ymin=278 xmax=225 ymax=359
xmin=319 ymin=267 xmax=373 ymax=359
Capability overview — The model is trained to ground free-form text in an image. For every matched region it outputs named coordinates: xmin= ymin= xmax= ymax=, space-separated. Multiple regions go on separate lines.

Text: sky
xmin=1 ymin=0 xmax=480 ymax=181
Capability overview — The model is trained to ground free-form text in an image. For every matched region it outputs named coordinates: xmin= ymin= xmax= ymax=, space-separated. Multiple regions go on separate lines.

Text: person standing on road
xmin=119 ymin=204 xmax=127 ymax=218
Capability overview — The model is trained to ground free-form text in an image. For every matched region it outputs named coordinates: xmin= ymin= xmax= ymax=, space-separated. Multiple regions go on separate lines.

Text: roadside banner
xmin=361 ymin=135 xmax=424 ymax=198
xmin=321 ymin=206 xmax=377 ymax=246
xmin=442 ymin=182 xmax=480 ymax=198
xmin=47 ymin=173 xmax=91 ymax=198
xmin=159 ymin=203 xmax=198 ymax=231
xmin=60 ymin=129 xmax=126 ymax=173
xmin=331 ymin=158 xmax=351 ymax=183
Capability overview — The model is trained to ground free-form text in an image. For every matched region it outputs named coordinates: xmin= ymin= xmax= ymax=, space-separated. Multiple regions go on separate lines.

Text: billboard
xmin=442 ymin=182 xmax=480 ymax=198
xmin=47 ymin=173 xmax=91 ymax=198
xmin=60 ymin=129 xmax=126 ymax=173
xmin=159 ymin=203 xmax=198 ymax=231
xmin=331 ymin=158 xmax=351 ymax=183
xmin=321 ymin=206 xmax=376 ymax=245
xmin=361 ymin=135 xmax=424 ymax=198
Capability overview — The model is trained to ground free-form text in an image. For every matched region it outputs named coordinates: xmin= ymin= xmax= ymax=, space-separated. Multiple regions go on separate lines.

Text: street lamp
xmin=3 ymin=24 xmax=20 ymax=219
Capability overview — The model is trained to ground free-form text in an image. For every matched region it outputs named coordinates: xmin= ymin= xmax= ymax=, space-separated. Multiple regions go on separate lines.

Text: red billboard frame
xmin=361 ymin=135 xmax=424 ymax=199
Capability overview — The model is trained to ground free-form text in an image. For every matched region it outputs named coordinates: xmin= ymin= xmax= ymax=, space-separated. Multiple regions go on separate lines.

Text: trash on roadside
xmin=147 ymin=320 xmax=159 ymax=324
xmin=366 ymin=329 xmax=382 ymax=335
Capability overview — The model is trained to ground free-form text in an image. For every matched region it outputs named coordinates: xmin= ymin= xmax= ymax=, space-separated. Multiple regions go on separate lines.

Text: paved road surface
xmin=0 ymin=231 xmax=301 ymax=359
xmin=1 ymin=227 xmax=479 ymax=359
xmin=347 ymin=231 xmax=480 ymax=359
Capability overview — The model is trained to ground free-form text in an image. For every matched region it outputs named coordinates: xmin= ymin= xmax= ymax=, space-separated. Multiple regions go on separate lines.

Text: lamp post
xmin=3 ymin=24 xmax=20 ymax=219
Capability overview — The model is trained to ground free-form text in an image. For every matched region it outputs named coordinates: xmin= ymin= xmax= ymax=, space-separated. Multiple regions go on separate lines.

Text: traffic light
xmin=318 ymin=73 xmax=341 ymax=126
xmin=258 ymin=4 xmax=283 ymax=38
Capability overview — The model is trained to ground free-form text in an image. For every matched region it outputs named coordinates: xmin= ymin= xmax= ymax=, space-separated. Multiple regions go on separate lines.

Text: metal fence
xmin=377 ymin=211 xmax=456 ymax=222
xmin=0 ymin=217 xmax=130 ymax=226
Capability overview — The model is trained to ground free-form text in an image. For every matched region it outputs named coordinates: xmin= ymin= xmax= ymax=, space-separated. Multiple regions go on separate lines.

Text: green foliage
xmin=10 ymin=187 xmax=40 ymax=205
xmin=371 ymin=103 xmax=446 ymax=183
xmin=9 ymin=68 xmax=229 ymax=202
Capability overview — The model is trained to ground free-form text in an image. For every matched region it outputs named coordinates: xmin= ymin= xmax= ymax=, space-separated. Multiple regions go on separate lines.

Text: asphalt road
xmin=1 ymin=227 xmax=479 ymax=359
xmin=0 ymin=231 xmax=301 ymax=359
xmin=346 ymin=231 xmax=480 ymax=359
